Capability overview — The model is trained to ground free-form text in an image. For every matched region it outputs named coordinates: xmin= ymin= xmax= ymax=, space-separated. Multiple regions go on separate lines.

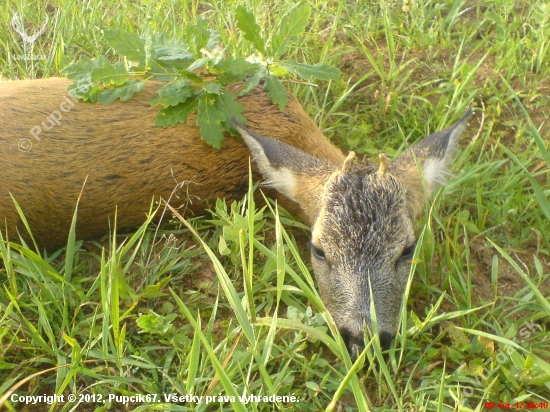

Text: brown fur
xmin=0 ymin=77 xmax=344 ymax=248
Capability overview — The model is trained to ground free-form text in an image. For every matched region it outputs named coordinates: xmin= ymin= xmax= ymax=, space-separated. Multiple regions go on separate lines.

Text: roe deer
xmin=0 ymin=77 xmax=472 ymax=358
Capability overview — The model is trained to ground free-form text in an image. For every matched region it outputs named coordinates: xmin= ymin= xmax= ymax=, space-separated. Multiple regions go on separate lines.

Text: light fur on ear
xmin=233 ymin=119 xmax=337 ymax=219
xmin=232 ymin=120 xmax=297 ymax=201
xmin=389 ymin=110 xmax=473 ymax=214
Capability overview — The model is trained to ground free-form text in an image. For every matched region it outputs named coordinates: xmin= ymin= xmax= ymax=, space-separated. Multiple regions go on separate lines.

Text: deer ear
xmin=233 ymin=119 xmax=336 ymax=217
xmin=389 ymin=110 xmax=473 ymax=214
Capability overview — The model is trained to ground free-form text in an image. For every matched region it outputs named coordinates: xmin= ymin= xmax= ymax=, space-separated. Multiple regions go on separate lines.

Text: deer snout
xmin=379 ymin=331 xmax=395 ymax=351
xmin=340 ymin=328 xmax=395 ymax=361
xmin=340 ymin=328 xmax=365 ymax=361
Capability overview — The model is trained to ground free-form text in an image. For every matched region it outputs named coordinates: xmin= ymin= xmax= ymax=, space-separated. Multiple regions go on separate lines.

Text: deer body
xmin=0 ymin=77 xmax=471 ymax=357
xmin=0 ymin=78 xmax=344 ymax=247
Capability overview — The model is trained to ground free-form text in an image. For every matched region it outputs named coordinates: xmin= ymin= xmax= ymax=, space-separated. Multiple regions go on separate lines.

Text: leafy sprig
xmin=61 ymin=4 xmax=340 ymax=148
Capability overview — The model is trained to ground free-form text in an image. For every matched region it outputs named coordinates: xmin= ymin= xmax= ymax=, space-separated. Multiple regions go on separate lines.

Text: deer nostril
xmin=379 ymin=331 xmax=395 ymax=351
xmin=349 ymin=342 xmax=365 ymax=361
xmin=340 ymin=328 xmax=365 ymax=361
xmin=340 ymin=328 xmax=395 ymax=362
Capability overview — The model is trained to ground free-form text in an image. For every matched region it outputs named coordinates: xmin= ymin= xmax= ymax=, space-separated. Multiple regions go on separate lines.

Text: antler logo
xmin=11 ymin=12 xmax=48 ymax=45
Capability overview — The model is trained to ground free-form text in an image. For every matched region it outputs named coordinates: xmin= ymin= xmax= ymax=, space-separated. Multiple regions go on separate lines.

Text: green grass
xmin=1 ymin=0 xmax=550 ymax=411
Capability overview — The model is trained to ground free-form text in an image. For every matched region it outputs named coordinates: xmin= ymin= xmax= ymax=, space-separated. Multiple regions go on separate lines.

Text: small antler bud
xmin=377 ymin=153 xmax=389 ymax=175
xmin=341 ymin=151 xmax=356 ymax=174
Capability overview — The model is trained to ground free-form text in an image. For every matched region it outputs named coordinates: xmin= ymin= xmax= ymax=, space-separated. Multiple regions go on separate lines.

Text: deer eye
xmin=311 ymin=243 xmax=326 ymax=260
xmin=401 ymin=241 xmax=417 ymax=260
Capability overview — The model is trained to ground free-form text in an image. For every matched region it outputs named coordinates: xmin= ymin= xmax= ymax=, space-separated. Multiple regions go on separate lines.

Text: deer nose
xmin=345 ymin=334 xmax=365 ymax=361
xmin=340 ymin=328 xmax=365 ymax=361
xmin=379 ymin=331 xmax=395 ymax=351
xmin=341 ymin=329 xmax=396 ymax=361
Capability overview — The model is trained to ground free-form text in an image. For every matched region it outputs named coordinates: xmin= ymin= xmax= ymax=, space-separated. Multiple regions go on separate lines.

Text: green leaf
xmin=98 ymin=80 xmax=145 ymax=105
xmin=150 ymin=38 xmax=195 ymax=74
xmin=61 ymin=56 xmax=102 ymax=102
xmin=154 ymin=95 xmax=198 ymax=127
xmin=185 ymin=18 xmax=217 ymax=57
xmin=236 ymin=6 xmax=266 ymax=55
xmin=141 ymin=277 xmax=171 ymax=299
xmin=410 ymin=310 xmax=422 ymax=328
xmin=187 ymin=57 xmax=209 ymax=72
xmin=240 ymin=66 xmax=267 ymax=95
xmin=67 ymin=81 xmax=101 ymax=103
xmin=197 ymin=94 xmax=226 ymax=149
xmin=271 ymin=4 xmax=311 ymax=58
xmin=143 ymin=71 xmax=178 ymax=82
xmin=179 ymin=70 xmax=204 ymax=83
xmin=269 ymin=64 xmax=290 ymax=77
xmin=91 ymin=57 xmax=130 ymax=86
xmin=203 ymin=82 xmax=223 ymax=94
xmin=144 ymin=29 xmax=158 ymax=68
xmin=281 ymin=60 xmax=341 ymax=81
xmin=141 ymin=29 xmax=177 ymax=80
xmin=151 ymin=32 xmax=193 ymax=61
xmin=455 ymin=209 xmax=480 ymax=234
xmin=213 ymin=57 xmax=260 ymax=83
xmin=444 ymin=346 xmax=465 ymax=363
xmin=60 ymin=55 xmax=98 ymax=81
xmin=105 ymin=29 xmax=146 ymax=65
xmin=151 ymin=79 xmax=196 ymax=107
xmin=263 ymin=75 xmax=288 ymax=109
xmin=219 ymin=236 xmax=231 ymax=256
xmin=216 ymin=92 xmax=246 ymax=131
xmin=62 ymin=333 xmax=79 ymax=348
xmin=136 ymin=312 xmax=172 ymax=334
xmin=287 ymin=306 xmax=303 ymax=321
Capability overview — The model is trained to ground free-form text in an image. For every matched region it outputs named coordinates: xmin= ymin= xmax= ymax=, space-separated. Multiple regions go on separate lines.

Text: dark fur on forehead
xmin=321 ymin=166 xmax=407 ymax=261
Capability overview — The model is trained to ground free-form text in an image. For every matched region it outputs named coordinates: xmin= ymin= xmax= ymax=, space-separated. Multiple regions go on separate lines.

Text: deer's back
xmin=0 ymin=77 xmax=344 ymax=248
